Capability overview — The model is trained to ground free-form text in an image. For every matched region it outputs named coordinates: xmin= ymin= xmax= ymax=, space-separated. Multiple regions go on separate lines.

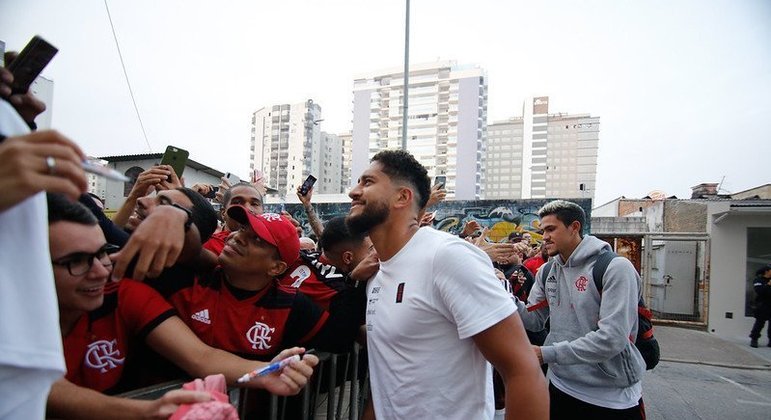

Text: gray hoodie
xmin=516 ymin=235 xmax=645 ymax=388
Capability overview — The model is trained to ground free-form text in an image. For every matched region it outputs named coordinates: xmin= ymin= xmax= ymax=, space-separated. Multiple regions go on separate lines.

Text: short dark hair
xmin=538 ymin=200 xmax=586 ymax=237
xmin=371 ymin=149 xmax=431 ymax=210
xmin=319 ymin=216 xmax=366 ymax=253
xmin=222 ymin=182 xmax=262 ymax=207
xmin=47 ymin=193 xmax=98 ymax=225
xmin=176 ymin=188 xmax=218 ymax=243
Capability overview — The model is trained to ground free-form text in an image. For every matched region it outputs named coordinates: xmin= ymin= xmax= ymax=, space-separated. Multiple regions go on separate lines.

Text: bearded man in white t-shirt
xmin=346 ymin=149 xmax=548 ymax=420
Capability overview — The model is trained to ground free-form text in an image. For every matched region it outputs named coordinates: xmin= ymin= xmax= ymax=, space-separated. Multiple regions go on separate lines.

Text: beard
xmin=346 ymin=201 xmax=390 ymax=235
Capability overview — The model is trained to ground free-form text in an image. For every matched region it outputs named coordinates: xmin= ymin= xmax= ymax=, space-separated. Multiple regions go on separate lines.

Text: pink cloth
xmin=170 ymin=374 xmax=239 ymax=420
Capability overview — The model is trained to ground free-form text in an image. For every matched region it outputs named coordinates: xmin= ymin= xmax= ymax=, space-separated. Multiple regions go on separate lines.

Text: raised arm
xmin=112 ymin=204 xmax=201 ymax=281
xmin=297 ymin=186 xmax=324 ymax=238
xmin=112 ymin=166 xmax=172 ymax=227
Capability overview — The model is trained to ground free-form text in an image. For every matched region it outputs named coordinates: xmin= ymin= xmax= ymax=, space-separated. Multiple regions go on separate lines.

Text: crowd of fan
xmin=2 ymin=46 xmax=647 ymax=420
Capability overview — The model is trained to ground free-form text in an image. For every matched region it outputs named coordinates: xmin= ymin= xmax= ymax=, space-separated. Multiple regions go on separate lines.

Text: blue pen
xmin=237 ymin=354 xmax=300 ymax=383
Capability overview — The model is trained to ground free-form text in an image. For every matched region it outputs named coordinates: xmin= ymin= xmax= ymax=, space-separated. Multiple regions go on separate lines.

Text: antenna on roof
xmin=717 ymin=176 xmax=731 ymax=194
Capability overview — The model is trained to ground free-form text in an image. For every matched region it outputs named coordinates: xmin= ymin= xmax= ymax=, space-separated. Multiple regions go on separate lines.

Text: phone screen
xmin=160 ymin=145 xmax=189 ymax=180
xmin=434 ymin=175 xmax=446 ymax=188
xmin=299 ymin=175 xmax=317 ymax=195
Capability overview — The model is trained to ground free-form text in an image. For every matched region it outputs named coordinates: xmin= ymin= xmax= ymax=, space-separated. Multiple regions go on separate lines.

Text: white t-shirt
xmin=0 ymin=101 xmax=66 ymax=417
xmin=366 ymin=227 xmax=516 ymax=419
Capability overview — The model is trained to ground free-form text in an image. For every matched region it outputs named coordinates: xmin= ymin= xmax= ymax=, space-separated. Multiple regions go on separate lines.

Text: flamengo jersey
xmin=158 ymin=268 xmax=329 ymax=360
xmin=280 ymin=250 xmax=350 ymax=310
xmin=203 ymin=230 xmax=230 ymax=256
xmin=63 ymin=280 xmax=175 ymax=393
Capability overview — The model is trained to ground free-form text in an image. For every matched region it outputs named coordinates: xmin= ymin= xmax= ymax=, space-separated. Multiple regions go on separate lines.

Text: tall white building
xmin=318 ymin=132 xmax=343 ymax=194
xmin=250 ymin=100 xmax=327 ymax=197
xmin=351 ymin=60 xmax=488 ymax=200
xmin=486 ymin=96 xmax=599 ymax=200
xmin=339 ymin=131 xmax=352 ymax=193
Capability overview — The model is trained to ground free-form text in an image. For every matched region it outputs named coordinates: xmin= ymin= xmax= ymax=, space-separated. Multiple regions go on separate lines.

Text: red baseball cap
xmin=226 ymin=205 xmax=300 ymax=265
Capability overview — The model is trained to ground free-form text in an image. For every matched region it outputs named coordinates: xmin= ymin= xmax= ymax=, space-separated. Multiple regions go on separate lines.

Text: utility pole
xmin=401 ymin=0 xmax=410 ymax=151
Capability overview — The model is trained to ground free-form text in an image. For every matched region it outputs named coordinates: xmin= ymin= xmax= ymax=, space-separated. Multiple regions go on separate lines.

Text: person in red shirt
xmin=203 ymin=182 xmax=264 ymax=256
xmin=281 ymin=216 xmax=376 ymax=310
xmin=523 ymin=244 xmax=549 ymax=275
xmin=154 ymin=206 xmax=359 ymax=360
xmin=45 ymin=194 xmax=318 ymax=419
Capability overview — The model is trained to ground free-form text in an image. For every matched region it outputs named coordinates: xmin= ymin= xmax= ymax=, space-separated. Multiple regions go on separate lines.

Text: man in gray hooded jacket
xmin=515 ymin=200 xmax=646 ymax=419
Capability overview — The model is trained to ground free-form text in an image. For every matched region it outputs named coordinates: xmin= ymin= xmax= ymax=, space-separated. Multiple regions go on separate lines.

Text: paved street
xmin=642 ymin=326 xmax=771 ymax=420
xmin=644 ymin=361 xmax=771 ymax=420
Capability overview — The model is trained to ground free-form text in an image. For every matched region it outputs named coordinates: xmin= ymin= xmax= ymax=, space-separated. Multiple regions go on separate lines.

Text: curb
xmin=659 ymin=357 xmax=771 ymax=371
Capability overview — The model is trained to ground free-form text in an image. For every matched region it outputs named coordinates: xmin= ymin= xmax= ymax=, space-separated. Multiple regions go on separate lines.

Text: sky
xmin=1 ymin=0 xmax=769 ymax=205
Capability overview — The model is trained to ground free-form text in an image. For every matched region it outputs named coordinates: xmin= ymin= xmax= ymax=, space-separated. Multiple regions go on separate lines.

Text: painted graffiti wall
xmin=267 ymin=199 xmax=592 ymax=243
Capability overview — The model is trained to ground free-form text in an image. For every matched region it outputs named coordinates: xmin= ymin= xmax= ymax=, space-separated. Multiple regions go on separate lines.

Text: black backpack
xmin=540 ymin=251 xmax=660 ymax=370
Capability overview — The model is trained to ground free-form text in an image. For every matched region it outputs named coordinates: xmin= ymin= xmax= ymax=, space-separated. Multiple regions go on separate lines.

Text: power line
xmin=103 ymin=0 xmax=152 ymax=152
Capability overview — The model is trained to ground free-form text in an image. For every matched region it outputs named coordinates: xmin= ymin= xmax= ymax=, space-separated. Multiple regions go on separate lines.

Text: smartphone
xmin=160 ymin=145 xmax=189 ymax=180
xmin=298 ymin=174 xmax=317 ymax=196
xmin=225 ymin=172 xmax=241 ymax=185
xmin=7 ymin=35 xmax=58 ymax=94
xmin=0 ymin=40 xmax=5 ymax=67
xmin=434 ymin=175 xmax=446 ymax=189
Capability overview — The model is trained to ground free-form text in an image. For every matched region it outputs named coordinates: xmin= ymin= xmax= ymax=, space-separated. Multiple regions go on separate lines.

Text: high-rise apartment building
xmin=486 ymin=96 xmax=599 ymax=200
xmin=250 ymin=100 xmax=329 ymax=197
xmin=351 ymin=60 xmax=488 ymax=199
xmin=318 ymin=132 xmax=343 ymax=194
xmin=339 ymin=131 xmax=353 ymax=193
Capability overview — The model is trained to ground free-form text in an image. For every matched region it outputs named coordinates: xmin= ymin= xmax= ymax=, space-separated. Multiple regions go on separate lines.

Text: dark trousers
xmin=549 ymin=383 xmax=645 ymax=420
xmin=749 ymin=316 xmax=770 ymax=340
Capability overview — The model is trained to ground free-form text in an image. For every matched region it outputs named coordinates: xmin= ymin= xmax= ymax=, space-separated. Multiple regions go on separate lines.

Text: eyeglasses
xmin=52 ymin=244 xmax=121 ymax=276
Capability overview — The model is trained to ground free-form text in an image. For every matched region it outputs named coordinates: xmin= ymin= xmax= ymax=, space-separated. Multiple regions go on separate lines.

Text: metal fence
xmin=120 ymin=345 xmax=368 ymax=420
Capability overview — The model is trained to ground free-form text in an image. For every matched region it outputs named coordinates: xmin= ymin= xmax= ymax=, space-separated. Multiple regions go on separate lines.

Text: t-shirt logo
xmin=84 ymin=339 xmax=125 ymax=373
xmin=192 ymin=309 xmax=211 ymax=324
xmin=396 ymin=282 xmax=405 ymax=303
xmin=246 ymin=321 xmax=276 ymax=350
xmin=575 ymin=276 xmax=589 ymax=292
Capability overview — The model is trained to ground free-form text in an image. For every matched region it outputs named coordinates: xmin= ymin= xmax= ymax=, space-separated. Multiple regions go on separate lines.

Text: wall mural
xmin=266 ymin=198 xmax=592 ymax=242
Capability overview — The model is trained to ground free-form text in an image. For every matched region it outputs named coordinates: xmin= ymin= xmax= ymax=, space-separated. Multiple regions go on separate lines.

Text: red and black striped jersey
xmin=158 ymin=268 xmax=329 ymax=361
xmin=279 ymin=250 xmax=351 ymax=310
xmin=62 ymin=280 xmax=175 ymax=394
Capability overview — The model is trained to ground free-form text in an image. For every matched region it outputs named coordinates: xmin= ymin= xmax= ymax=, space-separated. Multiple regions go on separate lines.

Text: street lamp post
xmin=401 ymin=0 xmax=410 ymax=151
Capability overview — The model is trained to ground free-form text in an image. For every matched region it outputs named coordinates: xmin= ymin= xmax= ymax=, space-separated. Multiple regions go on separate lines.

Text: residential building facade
xmin=486 ymin=96 xmax=599 ymax=200
xmin=318 ymin=132 xmax=343 ymax=194
xmin=339 ymin=132 xmax=352 ymax=193
xmin=351 ymin=60 xmax=488 ymax=199
xmin=250 ymin=100 xmax=326 ymax=197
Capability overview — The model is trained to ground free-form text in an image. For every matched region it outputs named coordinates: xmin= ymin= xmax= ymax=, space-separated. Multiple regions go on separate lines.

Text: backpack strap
xmin=592 ymin=250 xmax=618 ymax=294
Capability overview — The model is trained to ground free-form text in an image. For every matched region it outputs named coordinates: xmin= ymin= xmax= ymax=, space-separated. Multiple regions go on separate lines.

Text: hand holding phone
xmin=7 ymin=36 xmax=58 ymax=94
xmin=298 ymin=175 xmax=317 ymax=196
xmin=434 ymin=175 xmax=447 ymax=189
xmin=160 ymin=145 xmax=189 ymax=181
